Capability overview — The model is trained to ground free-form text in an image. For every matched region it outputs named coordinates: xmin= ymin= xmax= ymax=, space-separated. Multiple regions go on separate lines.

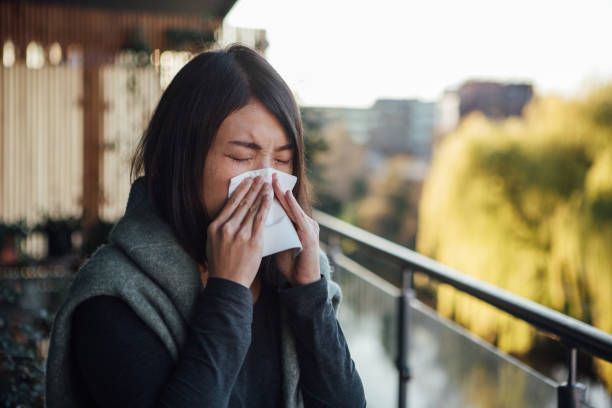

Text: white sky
xmin=225 ymin=0 xmax=612 ymax=108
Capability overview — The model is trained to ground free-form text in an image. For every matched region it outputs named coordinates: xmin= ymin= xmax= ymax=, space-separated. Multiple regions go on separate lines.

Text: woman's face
xmin=202 ymin=98 xmax=295 ymax=219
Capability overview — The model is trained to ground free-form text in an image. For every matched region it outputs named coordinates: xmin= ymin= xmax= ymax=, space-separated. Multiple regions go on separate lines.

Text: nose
xmin=255 ymin=155 xmax=274 ymax=171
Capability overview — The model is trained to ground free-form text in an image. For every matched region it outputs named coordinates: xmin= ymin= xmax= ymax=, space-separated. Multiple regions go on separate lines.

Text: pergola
xmin=0 ymin=0 xmax=237 ymax=231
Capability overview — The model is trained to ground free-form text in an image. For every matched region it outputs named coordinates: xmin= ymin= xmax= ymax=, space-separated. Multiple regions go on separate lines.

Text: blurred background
xmin=0 ymin=0 xmax=610 ymax=406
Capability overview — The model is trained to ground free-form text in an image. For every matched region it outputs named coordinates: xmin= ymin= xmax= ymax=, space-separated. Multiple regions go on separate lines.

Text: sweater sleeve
xmin=277 ymin=275 xmax=366 ymax=408
xmin=71 ymin=277 xmax=253 ymax=408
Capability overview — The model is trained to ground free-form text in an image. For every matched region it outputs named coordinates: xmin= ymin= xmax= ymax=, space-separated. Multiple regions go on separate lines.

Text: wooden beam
xmin=81 ymin=49 xmax=104 ymax=229
xmin=0 ymin=2 xmax=222 ymax=53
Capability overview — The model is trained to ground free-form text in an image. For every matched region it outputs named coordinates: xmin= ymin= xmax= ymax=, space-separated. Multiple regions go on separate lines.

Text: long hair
xmin=130 ymin=44 xmax=313 ymax=267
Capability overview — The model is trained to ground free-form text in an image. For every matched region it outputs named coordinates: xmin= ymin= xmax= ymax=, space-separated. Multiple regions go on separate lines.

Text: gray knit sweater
xmin=44 ymin=176 xmax=342 ymax=407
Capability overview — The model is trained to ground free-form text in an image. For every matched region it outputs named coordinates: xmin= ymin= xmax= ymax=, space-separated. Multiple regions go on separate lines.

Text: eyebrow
xmin=228 ymin=140 xmax=295 ymax=152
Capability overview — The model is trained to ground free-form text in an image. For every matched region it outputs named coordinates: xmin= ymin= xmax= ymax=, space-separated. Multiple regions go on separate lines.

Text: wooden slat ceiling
xmin=5 ymin=0 xmax=238 ymax=18
xmin=0 ymin=0 xmax=238 ymax=53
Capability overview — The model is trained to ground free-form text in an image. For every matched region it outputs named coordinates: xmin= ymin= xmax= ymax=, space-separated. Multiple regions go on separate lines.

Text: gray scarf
xmin=44 ymin=175 xmax=342 ymax=407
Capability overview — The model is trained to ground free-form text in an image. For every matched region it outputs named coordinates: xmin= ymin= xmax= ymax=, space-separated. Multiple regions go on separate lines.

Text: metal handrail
xmin=314 ymin=209 xmax=612 ymax=361
xmin=314 ymin=209 xmax=611 ymax=407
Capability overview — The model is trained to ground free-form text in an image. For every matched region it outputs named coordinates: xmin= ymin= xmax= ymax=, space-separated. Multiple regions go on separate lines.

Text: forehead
xmin=217 ymin=100 xmax=289 ymax=145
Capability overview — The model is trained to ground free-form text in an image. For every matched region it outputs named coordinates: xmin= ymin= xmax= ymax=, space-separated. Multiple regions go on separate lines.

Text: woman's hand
xmin=271 ymin=173 xmax=321 ymax=286
xmin=205 ymin=175 xmax=273 ymax=288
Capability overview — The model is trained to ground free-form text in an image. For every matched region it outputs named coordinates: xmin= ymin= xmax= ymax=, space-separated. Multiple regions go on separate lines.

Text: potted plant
xmin=0 ymin=220 xmax=28 ymax=266
xmin=33 ymin=215 xmax=81 ymax=259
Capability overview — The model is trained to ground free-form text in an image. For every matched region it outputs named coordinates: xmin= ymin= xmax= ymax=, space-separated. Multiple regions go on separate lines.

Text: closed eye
xmin=229 ymin=156 xmax=291 ymax=165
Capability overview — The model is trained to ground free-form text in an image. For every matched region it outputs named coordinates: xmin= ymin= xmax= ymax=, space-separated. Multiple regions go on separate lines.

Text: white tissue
xmin=228 ymin=167 xmax=303 ymax=257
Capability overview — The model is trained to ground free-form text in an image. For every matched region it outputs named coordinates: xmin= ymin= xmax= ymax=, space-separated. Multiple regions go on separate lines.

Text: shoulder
xmin=67 ymin=243 xmax=155 ymax=306
xmin=76 ymin=243 xmax=136 ymax=278
xmin=68 ymin=244 xmax=135 ymax=294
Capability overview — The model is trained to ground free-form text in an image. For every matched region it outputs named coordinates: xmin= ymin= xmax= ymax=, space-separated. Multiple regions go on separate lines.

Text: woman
xmin=44 ymin=44 xmax=366 ymax=407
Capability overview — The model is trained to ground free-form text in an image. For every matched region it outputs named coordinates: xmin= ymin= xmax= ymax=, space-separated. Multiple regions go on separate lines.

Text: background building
xmin=434 ymin=80 xmax=534 ymax=141
xmin=303 ymin=98 xmax=436 ymax=160
xmin=301 ymin=105 xmax=373 ymax=145
xmin=458 ymin=80 xmax=533 ymax=120
xmin=368 ymin=99 xmax=436 ymax=159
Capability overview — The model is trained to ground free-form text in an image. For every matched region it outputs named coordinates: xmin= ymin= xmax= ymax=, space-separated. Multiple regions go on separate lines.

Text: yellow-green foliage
xmin=418 ymin=84 xmax=612 ymax=390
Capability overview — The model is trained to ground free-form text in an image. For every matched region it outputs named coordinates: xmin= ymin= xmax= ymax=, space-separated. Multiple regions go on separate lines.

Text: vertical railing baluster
xmin=397 ymin=267 xmax=413 ymax=408
xmin=557 ymin=346 xmax=587 ymax=408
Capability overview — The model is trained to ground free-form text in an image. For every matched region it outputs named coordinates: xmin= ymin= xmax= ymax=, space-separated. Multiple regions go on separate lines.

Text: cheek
xmin=202 ymin=160 xmax=232 ymax=218
xmin=203 ymin=170 xmax=251 ymax=219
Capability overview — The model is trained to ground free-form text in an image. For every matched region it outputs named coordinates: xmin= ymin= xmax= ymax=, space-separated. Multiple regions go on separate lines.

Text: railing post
xmin=557 ymin=346 xmax=587 ymax=408
xmin=396 ymin=268 xmax=413 ymax=408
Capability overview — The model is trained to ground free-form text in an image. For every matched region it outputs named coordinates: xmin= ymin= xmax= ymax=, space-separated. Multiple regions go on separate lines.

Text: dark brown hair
xmin=130 ymin=44 xmax=313 ymax=267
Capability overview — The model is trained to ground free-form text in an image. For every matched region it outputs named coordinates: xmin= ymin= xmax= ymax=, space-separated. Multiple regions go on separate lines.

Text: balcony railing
xmin=2 ymin=212 xmax=611 ymax=406
xmin=314 ymin=209 xmax=612 ymax=408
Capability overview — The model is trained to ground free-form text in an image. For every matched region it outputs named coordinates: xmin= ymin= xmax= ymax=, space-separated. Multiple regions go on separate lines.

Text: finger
xmin=285 ymin=189 xmax=307 ymax=230
xmin=251 ymin=183 xmax=273 ymax=239
xmin=214 ymin=176 xmax=255 ymax=225
xmin=238 ymin=183 xmax=267 ymax=237
xmin=227 ymin=175 xmax=265 ymax=227
xmin=271 ymin=173 xmax=296 ymax=223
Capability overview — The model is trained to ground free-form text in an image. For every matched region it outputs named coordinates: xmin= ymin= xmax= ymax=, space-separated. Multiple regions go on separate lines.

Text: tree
xmin=418 ymin=84 xmax=612 ymax=391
